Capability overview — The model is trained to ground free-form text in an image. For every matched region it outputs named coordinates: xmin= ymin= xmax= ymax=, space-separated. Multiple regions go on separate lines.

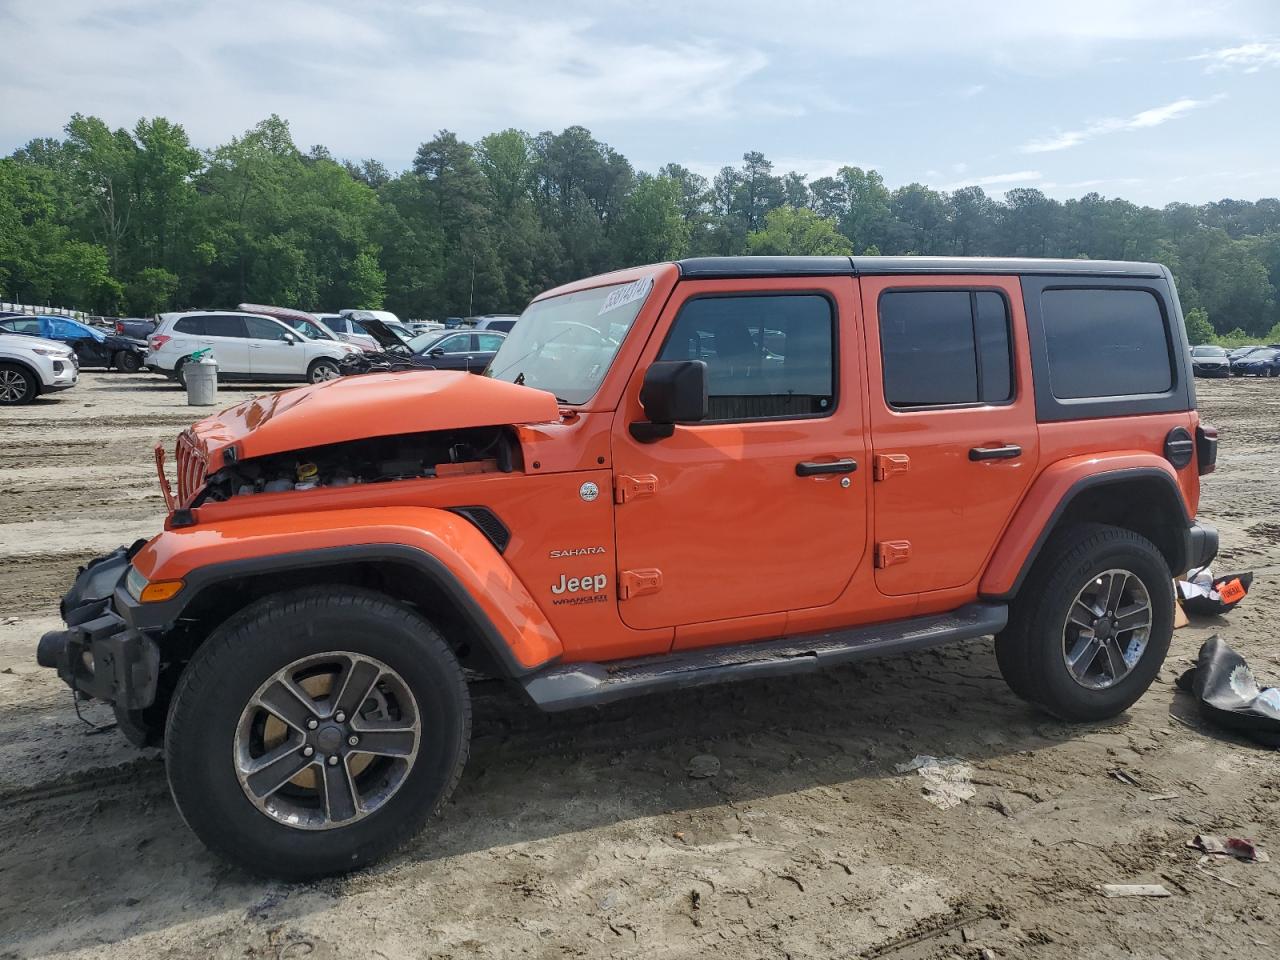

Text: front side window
xmin=1041 ymin=288 xmax=1171 ymax=399
xmin=244 ymin=316 xmax=290 ymax=341
xmin=488 ymin=277 xmax=653 ymax=404
xmin=879 ymin=290 xmax=1013 ymax=408
xmin=658 ymin=294 xmax=835 ymax=421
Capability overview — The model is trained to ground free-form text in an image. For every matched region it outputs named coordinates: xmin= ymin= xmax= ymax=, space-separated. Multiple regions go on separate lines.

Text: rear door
xmin=861 ymin=275 xmax=1039 ymax=596
xmin=197 ymin=315 xmax=252 ymax=373
xmin=612 ymin=277 xmax=868 ymax=634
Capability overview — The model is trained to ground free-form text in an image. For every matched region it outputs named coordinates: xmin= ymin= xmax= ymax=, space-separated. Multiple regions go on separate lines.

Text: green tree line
xmin=2 ymin=113 xmax=1278 ymax=341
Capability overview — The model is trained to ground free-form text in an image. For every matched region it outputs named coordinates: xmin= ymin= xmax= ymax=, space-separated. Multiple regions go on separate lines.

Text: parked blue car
xmin=1232 ymin=347 xmax=1280 ymax=377
xmin=0 ymin=315 xmax=147 ymax=371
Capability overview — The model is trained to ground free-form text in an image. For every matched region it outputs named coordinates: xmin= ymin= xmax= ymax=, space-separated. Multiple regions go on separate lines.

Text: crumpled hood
xmin=189 ymin=370 xmax=561 ymax=470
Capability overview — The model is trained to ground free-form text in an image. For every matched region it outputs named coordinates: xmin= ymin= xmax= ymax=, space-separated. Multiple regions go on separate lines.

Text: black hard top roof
xmin=675 ymin=256 xmax=1166 ymax=280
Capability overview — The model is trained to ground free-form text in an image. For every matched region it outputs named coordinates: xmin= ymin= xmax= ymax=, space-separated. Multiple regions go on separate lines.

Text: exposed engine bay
xmin=195 ymin=426 xmax=517 ymax=503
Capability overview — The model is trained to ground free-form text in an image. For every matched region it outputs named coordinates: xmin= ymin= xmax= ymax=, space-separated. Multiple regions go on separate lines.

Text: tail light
xmin=1196 ymin=424 xmax=1218 ymax=475
xmin=149 ymin=334 xmax=171 ymax=351
xmin=115 ymin=321 xmax=124 ymax=334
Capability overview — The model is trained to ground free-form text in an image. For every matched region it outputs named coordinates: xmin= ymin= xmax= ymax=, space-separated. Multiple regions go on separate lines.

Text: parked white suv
xmin=0 ymin=333 xmax=78 ymax=405
xmin=146 ymin=311 xmax=361 ymax=386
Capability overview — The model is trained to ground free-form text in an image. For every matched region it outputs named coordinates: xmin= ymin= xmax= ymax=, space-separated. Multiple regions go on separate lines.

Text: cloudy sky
xmin=2 ymin=0 xmax=1278 ymax=205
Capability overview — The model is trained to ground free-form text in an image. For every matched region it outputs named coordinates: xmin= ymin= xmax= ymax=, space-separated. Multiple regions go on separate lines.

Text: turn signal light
xmin=139 ymin=579 xmax=184 ymax=602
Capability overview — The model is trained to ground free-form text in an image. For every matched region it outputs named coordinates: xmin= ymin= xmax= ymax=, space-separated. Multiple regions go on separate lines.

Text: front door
xmin=244 ymin=316 xmax=302 ymax=377
xmin=612 ymin=277 xmax=868 ymax=632
xmin=860 ymin=275 xmax=1039 ymax=597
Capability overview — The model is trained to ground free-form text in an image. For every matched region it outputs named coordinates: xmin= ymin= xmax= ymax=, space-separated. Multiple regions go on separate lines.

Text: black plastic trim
xmin=673 ymin=256 xmax=1165 ymax=280
xmin=981 ymin=467 xmax=1194 ymax=601
xmin=1186 ymin=521 xmax=1219 ymax=573
xmin=1020 ymin=273 xmax=1194 ymax=423
xmin=447 ymin=506 xmax=511 ymax=553
xmin=114 ymin=544 xmax=540 ymax=678
xmin=521 ymin=602 xmax=1007 ymax=711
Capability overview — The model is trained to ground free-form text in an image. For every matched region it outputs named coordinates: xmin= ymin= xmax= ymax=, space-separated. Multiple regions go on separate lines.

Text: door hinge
xmin=873 ymin=453 xmax=911 ymax=481
xmin=618 ymin=568 xmax=663 ymax=599
xmin=614 ymin=474 xmax=658 ymax=503
xmin=875 ymin=540 xmax=912 ymax=568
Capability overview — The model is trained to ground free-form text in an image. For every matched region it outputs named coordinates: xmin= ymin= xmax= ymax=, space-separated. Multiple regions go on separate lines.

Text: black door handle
xmin=969 ymin=445 xmax=1022 ymax=461
xmin=796 ymin=458 xmax=858 ymax=477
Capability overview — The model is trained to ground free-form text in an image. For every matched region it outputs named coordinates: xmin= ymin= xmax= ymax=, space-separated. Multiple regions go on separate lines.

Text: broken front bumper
xmin=37 ymin=544 xmax=160 ymax=717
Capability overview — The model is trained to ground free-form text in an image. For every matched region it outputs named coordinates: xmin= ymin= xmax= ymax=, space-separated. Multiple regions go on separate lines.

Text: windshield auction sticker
xmin=598 ymin=276 xmax=654 ymax=316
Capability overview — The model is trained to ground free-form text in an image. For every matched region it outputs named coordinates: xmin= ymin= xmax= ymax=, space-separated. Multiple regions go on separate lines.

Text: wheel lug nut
xmin=302 ymin=746 xmax=314 ymax=757
xmin=348 ymin=735 xmax=359 ymax=747
xmin=327 ymin=755 xmax=339 ymax=766
xmin=306 ymin=719 xmax=318 ymax=730
xmin=334 ymin=711 xmax=346 ymax=723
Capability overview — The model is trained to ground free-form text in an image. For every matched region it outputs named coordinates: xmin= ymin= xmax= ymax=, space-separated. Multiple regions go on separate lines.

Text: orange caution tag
xmin=1218 ymin=578 xmax=1246 ymax=604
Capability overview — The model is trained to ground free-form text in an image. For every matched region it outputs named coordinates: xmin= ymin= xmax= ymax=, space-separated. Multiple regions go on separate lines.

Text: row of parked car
xmin=1190 ymin=344 xmax=1280 ymax=378
xmin=0 ymin=304 xmax=521 ymax=403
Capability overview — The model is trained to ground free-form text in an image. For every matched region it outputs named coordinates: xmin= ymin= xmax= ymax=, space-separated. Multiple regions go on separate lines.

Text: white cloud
xmin=1020 ymin=96 xmax=1223 ymax=153
xmin=1189 ymin=40 xmax=1280 ymax=73
xmin=936 ymin=170 xmax=1043 ymax=191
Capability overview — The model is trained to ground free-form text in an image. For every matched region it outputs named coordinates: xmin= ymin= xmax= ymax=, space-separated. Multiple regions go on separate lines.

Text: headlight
xmin=126 ymin=566 xmax=184 ymax=603
xmin=32 ymin=347 xmax=74 ymax=358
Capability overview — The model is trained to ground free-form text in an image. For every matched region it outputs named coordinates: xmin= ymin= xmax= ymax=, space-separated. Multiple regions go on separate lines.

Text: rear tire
xmin=995 ymin=523 xmax=1173 ymax=721
xmin=165 ymin=586 xmax=471 ymax=879
xmin=0 ymin=363 xmax=38 ymax=405
xmin=115 ymin=350 xmax=143 ymax=373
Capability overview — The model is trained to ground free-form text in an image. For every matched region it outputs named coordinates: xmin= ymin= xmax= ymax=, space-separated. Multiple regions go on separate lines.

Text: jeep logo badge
xmin=579 ymin=481 xmax=599 ymax=502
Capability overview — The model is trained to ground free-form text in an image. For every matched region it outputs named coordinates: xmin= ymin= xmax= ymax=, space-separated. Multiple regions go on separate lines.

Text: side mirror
xmin=429 ymin=347 xmax=445 ymax=357
xmin=631 ymin=360 xmax=707 ymax=443
xmin=283 ymin=332 xmax=297 ymax=344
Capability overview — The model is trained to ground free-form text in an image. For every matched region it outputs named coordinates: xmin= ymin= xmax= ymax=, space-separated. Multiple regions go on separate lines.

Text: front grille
xmin=174 ymin=430 xmax=208 ymax=507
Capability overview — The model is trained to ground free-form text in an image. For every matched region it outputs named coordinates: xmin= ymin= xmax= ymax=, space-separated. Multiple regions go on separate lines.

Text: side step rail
xmin=521 ymin=602 xmax=1007 ymax=712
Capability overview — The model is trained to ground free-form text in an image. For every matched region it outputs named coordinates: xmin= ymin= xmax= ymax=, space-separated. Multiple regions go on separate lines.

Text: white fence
xmin=0 ymin=302 xmax=86 ymax=320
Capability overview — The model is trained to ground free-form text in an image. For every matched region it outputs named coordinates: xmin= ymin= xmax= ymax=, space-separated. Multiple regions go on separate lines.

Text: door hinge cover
xmin=875 ymin=540 xmax=912 ymax=568
xmin=618 ymin=568 xmax=663 ymax=599
xmin=873 ymin=453 xmax=910 ymax=481
xmin=615 ymin=474 xmax=659 ymax=503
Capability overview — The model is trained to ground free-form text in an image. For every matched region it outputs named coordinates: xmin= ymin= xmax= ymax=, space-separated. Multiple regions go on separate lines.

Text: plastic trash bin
xmin=185 ymin=354 xmax=218 ymax=405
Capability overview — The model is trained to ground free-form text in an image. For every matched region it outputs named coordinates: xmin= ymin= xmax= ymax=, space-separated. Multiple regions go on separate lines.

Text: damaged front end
xmin=37 ymin=541 xmax=163 ymax=744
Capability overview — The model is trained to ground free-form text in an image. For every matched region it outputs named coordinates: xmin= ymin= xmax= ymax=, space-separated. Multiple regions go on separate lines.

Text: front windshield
xmin=487 ymin=277 xmax=653 ymax=404
xmin=1191 ymin=346 xmax=1225 ymax=356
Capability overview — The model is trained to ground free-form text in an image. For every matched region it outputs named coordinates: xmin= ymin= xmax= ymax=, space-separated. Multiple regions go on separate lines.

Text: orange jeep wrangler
xmin=39 ymin=256 xmax=1218 ymax=878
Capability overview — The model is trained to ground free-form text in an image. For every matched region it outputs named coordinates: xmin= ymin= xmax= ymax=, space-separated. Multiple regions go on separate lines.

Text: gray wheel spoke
xmin=1068 ymin=600 xmax=1097 ymax=630
xmin=352 ymin=726 xmax=416 ymax=757
xmin=1101 ymin=638 xmax=1128 ymax=679
xmin=322 ymin=760 xmax=359 ymax=822
xmin=333 ymin=658 xmax=382 ymax=718
xmin=1104 ymin=572 xmax=1129 ymax=614
xmin=1065 ymin=635 xmax=1100 ymax=677
xmin=1113 ymin=602 xmax=1151 ymax=632
xmin=256 ymin=678 xmax=316 ymax=732
xmin=245 ymin=742 xmax=313 ymax=799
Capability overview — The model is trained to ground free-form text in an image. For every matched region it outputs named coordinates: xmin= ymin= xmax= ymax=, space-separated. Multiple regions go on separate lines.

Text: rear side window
xmin=173 ymin=316 xmax=205 ymax=335
xmin=203 ymin=315 xmax=248 ymax=338
xmin=476 ymin=333 xmax=504 ymax=351
xmin=658 ymin=294 xmax=835 ymax=421
xmin=1041 ymin=289 xmax=1171 ymax=398
xmin=879 ymin=290 xmax=1013 ymax=407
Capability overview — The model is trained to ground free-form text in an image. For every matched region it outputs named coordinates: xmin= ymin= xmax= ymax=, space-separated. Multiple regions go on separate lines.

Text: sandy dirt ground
xmin=1 ymin=371 xmax=1278 ymax=959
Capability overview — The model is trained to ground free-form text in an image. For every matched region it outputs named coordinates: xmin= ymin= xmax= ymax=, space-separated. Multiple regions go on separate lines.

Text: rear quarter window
xmin=1041 ymin=288 xmax=1171 ymax=399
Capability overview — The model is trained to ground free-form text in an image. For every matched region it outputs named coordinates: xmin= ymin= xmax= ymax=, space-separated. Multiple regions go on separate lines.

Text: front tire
xmin=995 ymin=523 xmax=1173 ymax=721
xmin=0 ymin=363 xmax=38 ymax=405
xmin=308 ymin=359 xmax=341 ymax=384
xmin=165 ymin=587 xmax=471 ymax=879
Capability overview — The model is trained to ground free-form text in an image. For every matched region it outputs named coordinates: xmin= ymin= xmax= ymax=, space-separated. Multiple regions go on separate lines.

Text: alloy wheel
xmin=0 ymin=369 xmax=30 ymax=403
xmin=1061 ymin=569 xmax=1152 ymax=690
xmin=234 ymin=652 xmax=421 ymax=830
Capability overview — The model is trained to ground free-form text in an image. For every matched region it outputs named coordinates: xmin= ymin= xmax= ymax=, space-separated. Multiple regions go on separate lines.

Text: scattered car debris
xmin=1100 ymin=883 xmax=1172 ymax=898
xmin=1188 ymin=834 xmax=1270 ymax=862
xmin=1176 ymin=635 xmax=1280 ymax=747
xmin=896 ymin=755 xmax=976 ymax=809
xmin=1147 ymin=793 xmax=1181 ymax=801
xmin=1108 ymin=768 xmax=1142 ymax=787
xmin=1177 ymin=568 xmax=1253 ymax=616
xmin=686 ymin=754 xmax=721 ymax=779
